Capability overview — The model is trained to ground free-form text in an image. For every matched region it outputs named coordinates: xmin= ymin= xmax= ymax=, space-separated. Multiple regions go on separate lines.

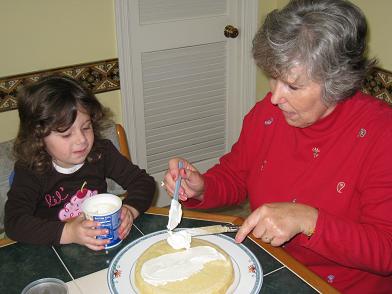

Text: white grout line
xmin=52 ymin=246 xmax=84 ymax=294
xmin=263 ymin=265 xmax=285 ymax=277
xmin=132 ymin=223 xmax=145 ymax=236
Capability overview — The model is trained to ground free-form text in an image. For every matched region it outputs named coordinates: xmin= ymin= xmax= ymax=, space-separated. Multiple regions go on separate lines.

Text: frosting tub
xmin=82 ymin=193 xmax=122 ymax=249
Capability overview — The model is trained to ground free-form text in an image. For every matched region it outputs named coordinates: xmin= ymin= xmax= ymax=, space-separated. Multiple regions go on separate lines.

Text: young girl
xmin=4 ymin=75 xmax=155 ymax=251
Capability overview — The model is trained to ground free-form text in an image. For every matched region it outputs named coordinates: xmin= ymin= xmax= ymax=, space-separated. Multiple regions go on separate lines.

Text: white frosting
xmin=167 ymin=199 xmax=182 ymax=231
xmin=141 ymin=246 xmax=225 ymax=286
xmin=88 ymin=203 xmax=117 ymax=215
xmin=167 ymin=230 xmax=191 ymax=250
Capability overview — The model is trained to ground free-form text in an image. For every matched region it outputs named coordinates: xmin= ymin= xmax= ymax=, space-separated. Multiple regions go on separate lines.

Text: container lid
xmin=21 ymin=278 xmax=68 ymax=294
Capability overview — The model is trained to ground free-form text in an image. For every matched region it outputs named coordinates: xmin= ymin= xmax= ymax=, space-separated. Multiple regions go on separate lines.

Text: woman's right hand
xmin=235 ymin=202 xmax=318 ymax=246
xmin=60 ymin=215 xmax=109 ymax=251
xmin=162 ymin=157 xmax=205 ymax=202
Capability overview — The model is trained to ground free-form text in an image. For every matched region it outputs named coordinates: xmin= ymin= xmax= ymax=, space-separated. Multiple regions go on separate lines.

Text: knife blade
xmin=175 ymin=224 xmax=240 ymax=237
xmin=167 ymin=161 xmax=184 ymax=231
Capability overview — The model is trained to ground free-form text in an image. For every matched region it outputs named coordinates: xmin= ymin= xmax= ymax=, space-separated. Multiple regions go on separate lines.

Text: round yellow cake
xmin=134 ymin=238 xmax=234 ymax=294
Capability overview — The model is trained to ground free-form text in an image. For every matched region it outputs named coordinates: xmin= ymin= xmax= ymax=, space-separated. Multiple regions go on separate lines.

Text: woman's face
xmin=269 ymin=67 xmax=336 ymax=128
xmin=43 ymin=110 xmax=94 ymax=168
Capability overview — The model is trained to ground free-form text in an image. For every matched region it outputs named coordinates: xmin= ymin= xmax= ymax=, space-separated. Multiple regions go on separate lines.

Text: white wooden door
xmin=115 ymin=0 xmax=258 ymax=206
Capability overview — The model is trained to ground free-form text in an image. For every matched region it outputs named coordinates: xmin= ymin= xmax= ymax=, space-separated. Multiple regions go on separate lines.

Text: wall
xmin=351 ymin=0 xmax=392 ymax=69
xmin=3 ymin=1 xmax=390 ymax=141
xmin=256 ymin=0 xmax=392 ymax=100
xmin=256 ymin=0 xmax=277 ymax=100
xmin=0 ymin=0 xmax=121 ymax=142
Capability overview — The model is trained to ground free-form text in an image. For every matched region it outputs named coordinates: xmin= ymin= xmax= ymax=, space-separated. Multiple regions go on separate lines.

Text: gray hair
xmin=253 ymin=0 xmax=376 ymax=104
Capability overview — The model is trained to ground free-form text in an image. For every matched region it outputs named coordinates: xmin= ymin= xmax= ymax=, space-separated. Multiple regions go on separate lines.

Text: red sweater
xmin=186 ymin=92 xmax=392 ymax=293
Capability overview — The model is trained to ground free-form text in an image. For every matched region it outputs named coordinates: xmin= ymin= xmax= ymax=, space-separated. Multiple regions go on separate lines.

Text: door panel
xmin=142 ymin=43 xmax=227 ymax=174
xmin=139 ymin=0 xmax=227 ymax=24
xmin=115 ymin=0 xmax=258 ymax=206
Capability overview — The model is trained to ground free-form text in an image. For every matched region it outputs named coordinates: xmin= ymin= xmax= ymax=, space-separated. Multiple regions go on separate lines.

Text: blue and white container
xmin=82 ymin=193 xmax=122 ymax=249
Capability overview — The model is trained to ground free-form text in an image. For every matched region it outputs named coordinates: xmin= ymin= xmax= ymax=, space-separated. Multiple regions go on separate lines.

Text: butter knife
xmin=175 ymin=224 xmax=240 ymax=237
xmin=167 ymin=161 xmax=184 ymax=231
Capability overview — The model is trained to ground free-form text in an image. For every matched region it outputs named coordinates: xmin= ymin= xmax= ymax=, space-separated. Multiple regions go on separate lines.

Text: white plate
xmin=107 ymin=230 xmax=263 ymax=293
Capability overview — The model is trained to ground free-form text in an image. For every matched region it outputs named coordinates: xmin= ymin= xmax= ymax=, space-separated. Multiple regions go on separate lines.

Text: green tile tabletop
xmin=0 ymin=243 xmax=72 ymax=294
xmin=0 ymin=207 xmax=339 ymax=293
xmin=53 ymin=226 xmax=143 ymax=279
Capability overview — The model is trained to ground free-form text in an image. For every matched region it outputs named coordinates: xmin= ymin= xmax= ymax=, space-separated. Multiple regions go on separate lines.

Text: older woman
xmin=163 ymin=0 xmax=392 ymax=292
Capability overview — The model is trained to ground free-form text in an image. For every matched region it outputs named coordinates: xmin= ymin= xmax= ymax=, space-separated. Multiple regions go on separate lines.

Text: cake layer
xmin=134 ymin=238 xmax=234 ymax=294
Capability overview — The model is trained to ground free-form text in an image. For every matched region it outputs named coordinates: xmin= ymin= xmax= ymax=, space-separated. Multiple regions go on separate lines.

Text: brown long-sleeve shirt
xmin=5 ymin=139 xmax=155 ymax=245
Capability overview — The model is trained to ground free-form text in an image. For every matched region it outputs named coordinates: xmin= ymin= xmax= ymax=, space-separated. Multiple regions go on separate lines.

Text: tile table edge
xmin=146 ymin=207 xmax=340 ymax=294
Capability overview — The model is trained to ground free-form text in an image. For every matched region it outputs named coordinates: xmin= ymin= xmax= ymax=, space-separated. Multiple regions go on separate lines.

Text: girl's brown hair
xmin=14 ymin=75 xmax=110 ymax=173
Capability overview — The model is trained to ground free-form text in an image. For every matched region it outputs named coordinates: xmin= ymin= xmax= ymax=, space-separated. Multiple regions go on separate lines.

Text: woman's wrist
xmin=302 ymin=206 xmax=318 ymax=238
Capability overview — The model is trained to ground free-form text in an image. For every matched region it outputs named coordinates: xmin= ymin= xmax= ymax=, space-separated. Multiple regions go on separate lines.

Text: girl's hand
xmin=235 ymin=202 xmax=318 ymax=246
xmin=118 ymin=205 xmax=139 ymax=240
xmin=162 ymin=157 xmax=205 ymax=201
xmin=61 ymin=214 xmax=109 ymax=251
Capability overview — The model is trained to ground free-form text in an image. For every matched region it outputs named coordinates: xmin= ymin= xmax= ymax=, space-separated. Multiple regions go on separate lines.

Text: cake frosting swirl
xmin=141 ymin=245 xmax=226 ymax=286
xmin=135 ymin=238 xmax=234 ymax=294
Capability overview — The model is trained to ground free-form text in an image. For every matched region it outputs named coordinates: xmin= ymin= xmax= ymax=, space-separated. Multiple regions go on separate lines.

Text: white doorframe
xmin=114 ymin=0 xmax=259 ymax=165
xmin=226 ymin=0 xmax=259 ymax=149
xmin=114 ymin=0 xmax=139 ymax=163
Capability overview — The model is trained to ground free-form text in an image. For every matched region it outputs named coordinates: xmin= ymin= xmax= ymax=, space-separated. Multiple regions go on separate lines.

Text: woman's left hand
xmin=118 ymin=205 xmax=139 ymax=240
xmin=235 ymin=202 xmax=318 ymax=246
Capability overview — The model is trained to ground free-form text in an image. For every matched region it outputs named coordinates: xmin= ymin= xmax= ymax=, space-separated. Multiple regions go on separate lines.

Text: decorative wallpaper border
xmin=3 ymin=60 xmax=389 ymax=112
xmin=362 ymin=66 xmax=392 ymax=106
xmin=0 ymin=58 xmax=120 ymax=113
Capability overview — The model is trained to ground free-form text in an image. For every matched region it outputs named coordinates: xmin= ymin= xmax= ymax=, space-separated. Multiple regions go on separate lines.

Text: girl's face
xmin=269 ymin=66 xmax=336 ymax=128
xmin=43 ymin=110 xmax=94 ymax=168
